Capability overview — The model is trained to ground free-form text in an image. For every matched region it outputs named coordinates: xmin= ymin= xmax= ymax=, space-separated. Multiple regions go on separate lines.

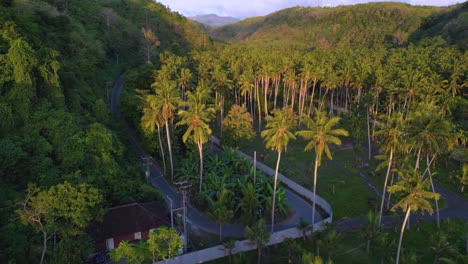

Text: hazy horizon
xmin=158 ymin=0 xmax=463 ymax=19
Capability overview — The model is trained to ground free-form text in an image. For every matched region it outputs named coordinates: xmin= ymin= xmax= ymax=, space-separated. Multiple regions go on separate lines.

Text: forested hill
xmin=210 ymin=2 xmax=466 ymax=49
xmin=0 ymin=0 xmax=209 ymax=262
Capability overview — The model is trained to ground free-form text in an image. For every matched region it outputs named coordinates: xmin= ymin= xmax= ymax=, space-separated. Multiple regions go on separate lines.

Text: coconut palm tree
xmin=374 ymin=113 xmax=407 ymax=225
xmin=141 ymin=94 xmax=166 ymax=174
xmin=360 ymin=210 xmax=382 ymax=253
xmin=296 ymin=109 xmax=349 ymax=229
xmin=261 ymin=107 xmax=297 ymax=232
xmin=208 ymin=188 xmax=233 ymax=241
xmin=245 ymin=219 xmax=270 ymax=264
xmin=387 ymin=168 xmax=440 ymax=264
xmin=177 ymin=90 xmax=215 ymax=192
xmin=151 ymin=75 xmax=180 ymax=181
xmin=407 ymin=103 xmax=457 ymax=228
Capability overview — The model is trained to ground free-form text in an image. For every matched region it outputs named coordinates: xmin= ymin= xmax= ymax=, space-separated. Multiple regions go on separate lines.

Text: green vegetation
xmin=109 ymin=226 xmax=183 ymax=264
xmin=0 ymin=0 xmax=208 ymax=262
xmin=1 ymin=0 xmax=466 ymax=263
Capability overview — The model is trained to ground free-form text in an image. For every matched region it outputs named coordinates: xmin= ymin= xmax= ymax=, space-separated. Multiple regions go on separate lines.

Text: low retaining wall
xmin=156 ymin=139 xmax=333 ymax=264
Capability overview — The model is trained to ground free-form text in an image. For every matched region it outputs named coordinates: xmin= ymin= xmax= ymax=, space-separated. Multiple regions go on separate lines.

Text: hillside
xmin=191 ymin=14 xmax=240 ymax=27
xmin=0 ymin=0 xmax=209 ymax=262
xmin=210 ymin=2 xmax=464 ymax=49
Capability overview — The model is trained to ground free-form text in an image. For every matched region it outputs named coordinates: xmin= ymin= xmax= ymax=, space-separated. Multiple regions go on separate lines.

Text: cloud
xmin=158 ymin=0 xmax=462 ymax=18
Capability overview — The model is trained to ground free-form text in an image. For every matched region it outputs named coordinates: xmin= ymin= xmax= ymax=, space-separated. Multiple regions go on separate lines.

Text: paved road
xmin=110 ymin=75 xmax=323 ymax=238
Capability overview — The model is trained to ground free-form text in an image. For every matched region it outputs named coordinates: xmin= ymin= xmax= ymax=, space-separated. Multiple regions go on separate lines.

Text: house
xmin=89 ymin=202 xmax=171 ymax=252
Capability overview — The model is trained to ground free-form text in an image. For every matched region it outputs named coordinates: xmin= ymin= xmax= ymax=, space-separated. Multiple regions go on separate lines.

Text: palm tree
xmin=261 ymin=107 xmax=297 ymax=232
xmin=141 ymin=94 xmax=166 ymax=174
xmin=407 ymin=104 xmax=457 ymax=228
xmin=208 ymin=188 xmax=234 ymax=241
xmin=297 ymin=217 xmax=312 ymax=241
xmin=374 ymin=113 xmax=407 ymax=225
xmin=245 ymin=219 xmax=270 ymax=264
xmin=296 ymin=109 xmax=349 ymax=228
xmin=360 ymin=210 xmax=382 ymax=253
xmin=177 ymin=90 xmax=215 ymax=192
xmin=223 ymin=239 xmax=236 ymax=264
xmin=387 ymin=168 xmax=440 ymax=264
xmin=151 ymin=75 xmax=180 ymax=181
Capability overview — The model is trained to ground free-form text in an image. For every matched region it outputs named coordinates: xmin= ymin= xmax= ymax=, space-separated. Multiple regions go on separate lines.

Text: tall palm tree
xmin=374 ymin=113 xmax=407 ymax=225
xmin=141 ymin=94 xmax=167 ymax=174
xmin=388 ymin=168 xmax=440 ymax=264
xmin=407 ymin=103 xmax=457 ymax=228
xmin=261 ymin=107 xmax=297 ymax=232
xmin=296 ymin=109 xmax=349 ymax=229
xmin=151 ymin=75 xmax=180 ymax=181
xmin=177 ymin=90 xmax=215 ymax=192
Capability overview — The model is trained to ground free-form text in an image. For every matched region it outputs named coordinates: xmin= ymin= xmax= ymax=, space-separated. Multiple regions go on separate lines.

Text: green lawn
xmin=237 ymin=134 xmax=376 ymax=219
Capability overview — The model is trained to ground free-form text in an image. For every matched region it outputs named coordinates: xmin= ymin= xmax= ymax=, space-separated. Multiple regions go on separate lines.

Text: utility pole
xmin=175 ymin=181 xmax=191 ymax=252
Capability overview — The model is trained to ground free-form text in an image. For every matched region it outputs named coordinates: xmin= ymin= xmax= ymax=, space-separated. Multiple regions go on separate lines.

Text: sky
xmin=157 ymin=0 xmax=463 ymax=19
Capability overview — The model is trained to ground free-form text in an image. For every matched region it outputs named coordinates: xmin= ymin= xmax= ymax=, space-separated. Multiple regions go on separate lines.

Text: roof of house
xmin=89 ymin=202 xmax=170 ymax=242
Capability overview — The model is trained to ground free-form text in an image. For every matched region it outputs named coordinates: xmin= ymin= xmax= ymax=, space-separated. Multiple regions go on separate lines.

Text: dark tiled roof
xmin=89 ymin=202 xmax=170 ymax=242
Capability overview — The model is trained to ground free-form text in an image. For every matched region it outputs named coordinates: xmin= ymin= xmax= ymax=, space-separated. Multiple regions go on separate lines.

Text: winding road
xmin=110 ymin=75 xmax=324 ymax=238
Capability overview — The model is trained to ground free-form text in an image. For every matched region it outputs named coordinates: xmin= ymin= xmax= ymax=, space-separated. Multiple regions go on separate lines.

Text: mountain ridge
xmin=190 ymin=14 xmax=240 ymax=27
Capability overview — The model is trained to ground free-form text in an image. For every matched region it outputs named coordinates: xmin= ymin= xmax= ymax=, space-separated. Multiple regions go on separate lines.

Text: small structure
xmin=89 ymin=202 xmax=170 ymax=252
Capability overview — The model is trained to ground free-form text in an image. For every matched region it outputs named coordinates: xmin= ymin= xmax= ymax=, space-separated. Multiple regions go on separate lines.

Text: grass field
xmin=238 ymin=134 xmax=376 ymax=219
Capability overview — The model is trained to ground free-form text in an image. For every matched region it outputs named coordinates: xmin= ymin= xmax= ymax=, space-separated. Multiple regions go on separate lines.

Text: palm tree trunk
xmin=367 ymin=107 xmax=371 ymax=161
xmin=198 ymin=140 xmax=203 ymax=193
xmin=386 ymin=172 xmax=395 ymax=210
xmin=157 ymin=125 xmax=166 ymax=174
xmin=427 ymin=155 xmax=440 ymax=228
xmin=396 ymin=206 xmax=411 ymax=264
xmin=415 ymin=147 xmax=422 ymax=171
xmin=308 ymin=78 xmax=317 ymax=117
xmin=379 ymin=148 xmax=393 ymax=225
xmin=165 ymin=120 xmax=174 ymax=181
xmin=312 ymin=155 xmax=319 ymax=229
xmin=40 ymin=231 xmax=47 ymax=264
xmin=271 ymin=151 xmax=281 ymax=232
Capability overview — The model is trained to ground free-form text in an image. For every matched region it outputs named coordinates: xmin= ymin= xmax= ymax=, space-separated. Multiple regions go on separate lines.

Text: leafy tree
xmin=109 ymin=240 xmax=147 ymax=264
xmin=245 ymin=219 xmax=270 ymax=264
xmin=223 ymin=104 xmax=255 ymax=147
xmin=147 ymin=226 xmax=183 ymax=263
xmin=296 ymin=109 xmax=348 ymax=229
xmin=16 ymin=182 xmax=103 ymax=264
xmin=261 ymin=107 xmax=297 ymax=231
xmin=141 ymin=27 xmax=160 ymax=62
xmin=177 ymin=89 xmax=215 ymax=192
